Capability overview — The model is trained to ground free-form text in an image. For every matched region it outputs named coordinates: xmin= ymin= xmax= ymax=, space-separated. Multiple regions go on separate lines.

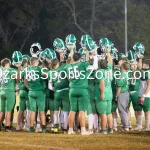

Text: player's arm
xmin=99 ymin=80 xmax=105 ymax=100
xmin=106 ymin=48 xmax=113 ymax=65
xmin=68 ymin=45 xmax=75 ymax=62
xmin=138 ymin=58 xmax=142 ymax=71
xmin=16 ymin=65 xmax=22 ymax=80
xmin=85 ymin=49 xmax=89 ymax=62
xmin=59 ymin=52 xmax=64 ymax=62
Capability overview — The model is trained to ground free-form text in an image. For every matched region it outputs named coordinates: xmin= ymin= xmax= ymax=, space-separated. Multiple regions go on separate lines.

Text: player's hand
xmin=106 ymin=48 xmax=110 ymax=53
xmin=100 ymin=94 xmax=104 ymax=100
xmin=66 ymin=44 xmax=75 ymax=51
xmin=91 ymin=50 xmax=97 ymax=56
xmin=139 ymin=96 xmax=144 ymax=105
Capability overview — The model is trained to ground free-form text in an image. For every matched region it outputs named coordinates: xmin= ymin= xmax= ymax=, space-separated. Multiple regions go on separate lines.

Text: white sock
xmin=113 ymin=118 xmax=118 ymax=128
xmin=54 ymin=111 xmax=59 ymax=125
xmin=81 ymin=127 xmax=86 ymax=133
xmin=26 ymin=110 xmax=30 ymax=128
xmin=88 ymin=114 xmax=94 ymax=130
xmin=36 ymin=123 xmax=41 ymax=128
xmin=93 ymin=114 xmax=98 ymax=129
xmin=69 ymin=128 xmax=73 ymax=132
xmin=59 ymin=110 xmax=64 ymax=128
xmin=144 ymin=115 xmax=150 ymax=129
xmin=37 ymin=112 xmax=40 ymax=122
xmin=63 ymin=111 xmax=69 ymax=130
xmin=137 ymin=115 xmax=143 ymax=127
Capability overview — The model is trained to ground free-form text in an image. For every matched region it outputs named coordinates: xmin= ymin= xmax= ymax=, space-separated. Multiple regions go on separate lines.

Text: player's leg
xmin=0 ymin=93 xmax=5 ymax=131
xmin=87 ymin=103 xmax=94 ymax=132
xmin=28 ymin=91 xmax=36 ymax=132
xmin=118 ymin=92 xmax=130 ymax=131
xmin=128 ymin=99 xmax=132 ymax=130
xmin=111 ymin=100 xmax=118 ymax=131
xmin=143 ymin=97 xmax=150 ymax=130
xmin=54 ymin=92 xmax=61 ymax=129
xmin=37 ymin=91 xmax=46 ymax=133
xmin=16 ymin=90 xmax=26 ymax=130
xmin=68 ymin=89 xmax=77 ymax=134
xmin=24 ymin=93 xmax=30 ymax=130
xmin=49 ymin=97 xmax=54 ymax=130
xmin=62 ymin=90 xmax=70 ymax=131
xmin=107 ymin=100 xmax=113 ymax=133
xmin=5 ymin=91 xmax=15 ymax=131
xmin=78 ymin=89 xmax=89 ymax=135
xmin=131 ymin=93 xmax=143 ymax=130
xmin=96 ymin=101 xmax=107 ymax=134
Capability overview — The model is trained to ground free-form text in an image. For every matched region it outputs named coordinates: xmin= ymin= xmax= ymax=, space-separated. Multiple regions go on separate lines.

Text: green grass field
xmin=0 ymin=129 xmax=150 ymax=150
xmin=0 ymin=96 xmax=149 ymax=150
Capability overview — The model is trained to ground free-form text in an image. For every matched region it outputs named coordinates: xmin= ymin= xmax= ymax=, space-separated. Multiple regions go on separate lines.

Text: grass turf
xmin=0 ymin=130 xmax=150 ymax=150
xmin=0 ymin=96 xmax=149 ymax=150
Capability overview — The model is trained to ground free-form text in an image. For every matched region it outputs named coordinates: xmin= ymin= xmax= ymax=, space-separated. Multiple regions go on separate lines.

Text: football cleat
xmin=99 ymin=129 xmax=108 ymax=134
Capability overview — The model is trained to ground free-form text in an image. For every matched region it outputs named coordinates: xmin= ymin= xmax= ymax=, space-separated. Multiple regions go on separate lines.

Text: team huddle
xmin=0 ymin=34 xmax=150 ymax=135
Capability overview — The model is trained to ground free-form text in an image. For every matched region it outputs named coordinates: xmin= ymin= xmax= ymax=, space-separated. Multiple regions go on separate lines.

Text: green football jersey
xmin=26 ymin=66 xmax=44 ymax=91
xmin=0 ymin=68 xmax=17 ymax=92
xmin=116 ymin=72 xmax=129 ymax=93
xmin=88 ymin=70 xmax=96 ymax=101
xmin=65 ymin=61 xmax=90 ymax=89
xmin=111 ymin=69 xmax=120 ymax=97
xmin=95 ymin=63 xmax=113 ymax=101
xmin=129 ymin=70 xmax=141 ymax=92
xmin=49 ymin=64 xmax=69 ymax=91
xmin=18 ymin=67 xmax=28 ymax=91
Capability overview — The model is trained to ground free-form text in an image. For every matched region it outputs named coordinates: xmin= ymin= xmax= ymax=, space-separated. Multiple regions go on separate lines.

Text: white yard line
xmin=0 ymin=141 xmax=77 ymax=150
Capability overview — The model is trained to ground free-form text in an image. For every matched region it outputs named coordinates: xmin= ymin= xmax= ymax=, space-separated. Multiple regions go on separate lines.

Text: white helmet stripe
xmin=86 ymin=35 xmax=91 ymax=49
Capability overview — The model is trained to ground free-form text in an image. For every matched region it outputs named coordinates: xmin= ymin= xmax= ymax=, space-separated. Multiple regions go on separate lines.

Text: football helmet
xmin=133 ymin=42 xmax=145 ymax=59
xmin=127 ymin=50 xmax=137 ymax=62
xmin=44 ymin=48 xmax=57 ymax=61
xmin=12 ymin=51 xmax=23 ymax=66
xmin=99 ymin=38 xmax=114 ymax=53
xmin=53 ymin=38 xmax=67 ymax=53
xmin=30 ymin=43 xmax=42 ymax=57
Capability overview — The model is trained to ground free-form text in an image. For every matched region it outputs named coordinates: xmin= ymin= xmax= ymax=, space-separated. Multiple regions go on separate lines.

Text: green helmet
xmin=110 ymin=46 xmax=118 ymax=60
xmin=80 ymin=35 xmax=92 ymax=48
xmin=39 ymin=51 xmax=46 ymax=62
xmin=133 ymin=42 xmax=145 ymax=58
xmin=78 ymin=48 xmax=86 ymax=62
xmin=85 ymin=39 xmax=98 ymax=53
xmin=65 ymin=34 xmax=76 ymax=46
xmin=44 ymin=48 xmax=57 ymax=61
xmin=113 ymin=51 xmax=119 ymax=61
xmin=30 ymin=42 xmax=42 ymax=57
xmin=127 ymin=50 xmax=137 ymax=62
xmin=119 ymin=53 xmax=126 ymax=58
xmin=53 ymin=38 xmax=67 ymax=53
xmin=22 ymin=55 xmax=30 ymax=60
xmin=99 ymin=38 xmax=114 ymax=52
xmin=12 ymin=51 xmax=23 ymax=66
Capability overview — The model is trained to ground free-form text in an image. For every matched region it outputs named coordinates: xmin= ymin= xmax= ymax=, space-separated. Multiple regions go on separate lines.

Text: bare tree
xmin=0 ymin=20 xmax=19 ymax=46
xmin=60 ymin=0 xmax=111 ymax=38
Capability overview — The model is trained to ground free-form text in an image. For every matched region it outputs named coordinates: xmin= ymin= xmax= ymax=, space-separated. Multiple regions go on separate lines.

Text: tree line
xmin=0 ymin=0 xmax=150 ymax=59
